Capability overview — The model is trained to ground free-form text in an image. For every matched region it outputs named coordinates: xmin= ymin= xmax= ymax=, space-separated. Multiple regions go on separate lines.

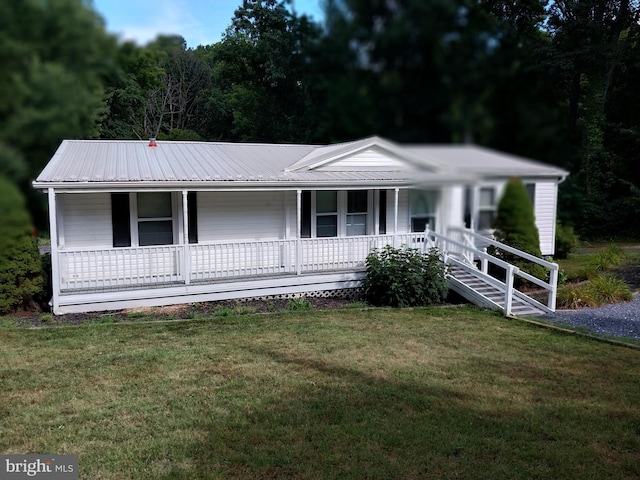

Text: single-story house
xmin=33 ymin=136 xmax=568 ymax=314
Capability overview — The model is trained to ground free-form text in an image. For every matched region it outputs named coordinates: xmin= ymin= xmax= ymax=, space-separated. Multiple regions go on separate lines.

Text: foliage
xmin=287 ymin=297 xmax=312 ymax=311
xmin=364 ymin=245 xmax=447 ymax=307
xmin=557 ymin=275 xmax=632 ymax=309
xmin=554 ymin=222 xmax=579 ymax=259
xmin=5 ymin=0 xmax=640 ymax=241
xmin=589 ymin=244 xmax=625 ymax=272
xmin=492 ymin=177 xmax=547 ymax=281
xmin=0 ymin=177 xmax=43 ymax=314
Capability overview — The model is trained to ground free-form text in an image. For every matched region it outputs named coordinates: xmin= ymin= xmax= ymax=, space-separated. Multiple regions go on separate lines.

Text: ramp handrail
xmin=427 ymin=227 xmax=558 ymax=313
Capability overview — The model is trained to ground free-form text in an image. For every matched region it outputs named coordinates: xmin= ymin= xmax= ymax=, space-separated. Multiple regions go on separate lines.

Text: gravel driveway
xmin=542 ymin=294 xmax=640 ymax=341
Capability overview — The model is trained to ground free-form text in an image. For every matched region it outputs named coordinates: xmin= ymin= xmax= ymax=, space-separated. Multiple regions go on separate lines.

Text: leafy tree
xmin=0 ymin=177 xmax=43 ymax=314
xmin=0 ymin=0 xmax=118 ymax=228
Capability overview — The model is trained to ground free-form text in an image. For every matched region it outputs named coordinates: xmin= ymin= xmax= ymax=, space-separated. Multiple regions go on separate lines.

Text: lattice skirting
xmin=244 ymin=287 xmax=365 ymax=302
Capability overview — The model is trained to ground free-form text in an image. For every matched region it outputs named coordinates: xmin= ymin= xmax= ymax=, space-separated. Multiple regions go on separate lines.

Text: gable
xmin=313 ymin=146 xmax=415 ymax=171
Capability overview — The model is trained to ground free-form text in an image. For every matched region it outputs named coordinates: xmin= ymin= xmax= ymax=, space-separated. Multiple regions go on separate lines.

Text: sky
xmin=92 ymin=0 xmax=325 ymax=49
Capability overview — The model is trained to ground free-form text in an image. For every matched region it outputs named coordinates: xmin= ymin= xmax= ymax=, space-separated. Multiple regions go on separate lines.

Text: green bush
xmin=0 ymin=176 xmax=43 ymax=314
xmin=554 ymin=222 xmax=579 ymax=259
xmin=364 ymin=245 xmax=447 ymax=307
xmin=557 ymin=275 xmax=632 ymax=309
xmin=492 ymin=178 xmax=547 ymax=282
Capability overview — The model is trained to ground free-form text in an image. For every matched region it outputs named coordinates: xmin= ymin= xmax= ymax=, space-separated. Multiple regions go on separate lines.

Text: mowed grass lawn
xmin=1 ymin=306 xmax=639 ymax=479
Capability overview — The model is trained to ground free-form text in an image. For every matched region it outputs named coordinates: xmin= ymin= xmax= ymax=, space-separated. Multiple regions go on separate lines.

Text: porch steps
xmin=447 ymin=265 xmax=545 ymax=317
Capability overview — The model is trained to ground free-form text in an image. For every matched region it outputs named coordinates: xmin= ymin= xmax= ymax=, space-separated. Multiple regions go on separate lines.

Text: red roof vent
xmin=149 ymin=137 xmax=157 ymax=147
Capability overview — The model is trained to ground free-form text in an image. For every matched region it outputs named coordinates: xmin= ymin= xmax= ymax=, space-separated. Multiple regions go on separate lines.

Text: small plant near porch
xmin=364 ymin=245 xmax=447 ymax=307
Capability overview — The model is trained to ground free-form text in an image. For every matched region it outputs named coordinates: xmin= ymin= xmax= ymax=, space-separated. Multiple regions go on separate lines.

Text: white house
xmin=33 ymin=136 xmax=568 ymax=314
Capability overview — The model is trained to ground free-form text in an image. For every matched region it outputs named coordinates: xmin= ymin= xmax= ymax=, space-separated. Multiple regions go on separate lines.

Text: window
xmin=137 ymin=192 xmax=174 ymax=246
xmin=316 ymin=191 xmax=338 ymax=237
xmin=410 ymin=190 xmax=437 ymax=232
xmin=346 ymin=190 xmax=368 ymax=236
xmin=478 ymin=187 xmax=496 ymax=230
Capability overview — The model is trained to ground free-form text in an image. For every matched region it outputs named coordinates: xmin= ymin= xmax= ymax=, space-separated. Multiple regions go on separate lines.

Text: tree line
xmin=1 ymin=0 xmax=639 ymax=240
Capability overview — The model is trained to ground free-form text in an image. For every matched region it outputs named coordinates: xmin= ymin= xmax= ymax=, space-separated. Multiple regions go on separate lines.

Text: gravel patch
xmin=542 ymin=294 xmax=640 ymax=340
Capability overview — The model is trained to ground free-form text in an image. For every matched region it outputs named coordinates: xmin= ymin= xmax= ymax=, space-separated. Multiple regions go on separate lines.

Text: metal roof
xmin=33 ymin=137 xmax=568 ymax=190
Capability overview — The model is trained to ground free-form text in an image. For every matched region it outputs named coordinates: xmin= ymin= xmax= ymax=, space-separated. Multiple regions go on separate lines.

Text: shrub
xmin=364 ymin=245 xmax=447 ymax=307
xmin=590 ymin=244 xmax=625 ymax=271
xmin=0 ymin=176 xmax=43 ymax=314
xmin=555 ymin=222 xmax=579 ymax=259
xmin=492 ymin=177 xmax=546 ymax=282
xmin=556 ymin=275 xmax=632 ymax=309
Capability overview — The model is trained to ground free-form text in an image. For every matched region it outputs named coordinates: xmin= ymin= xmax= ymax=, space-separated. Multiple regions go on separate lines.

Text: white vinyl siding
xmin=316 ymin=147 xmax=408 ymax=171
xmin=60 ymin=193 xmax=112 ymax=248
xmin=531 ymin=180 xmax=558 ymax=256
xmin=198 ymin=191 xmax=285 ymax=241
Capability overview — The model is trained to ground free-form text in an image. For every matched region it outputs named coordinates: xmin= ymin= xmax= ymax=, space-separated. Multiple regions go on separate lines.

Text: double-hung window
xmin=316 ymin=191 xmax=338 ymax=237
xmin=302 ymin=190 xmax=371 ymax=237
xmin=111 ymin=192 xmax=177 ymax=247
xmin=346 ymin=190 xmax=368 ymax=236
xmin=477 ymin=187 xmax=496 ymax=230
xmin=137 ymin=192 xmax=174 ymax=246
xmin=410 ymin=190 xmax=438 ymax=232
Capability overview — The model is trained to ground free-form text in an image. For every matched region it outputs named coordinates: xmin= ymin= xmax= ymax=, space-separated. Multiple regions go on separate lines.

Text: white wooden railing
xmin=59 ymin=245 xmax=184 ymax=291
xmin=440 ymin=227 xmax=559 ymax=312
xmin=57 ymin=234 xmax=432 ymax=291
xmin=55 ymin=229 xmax=558 ymax=314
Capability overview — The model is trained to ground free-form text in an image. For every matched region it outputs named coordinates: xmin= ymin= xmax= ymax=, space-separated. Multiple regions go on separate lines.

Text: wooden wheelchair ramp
xmin=447 ymin=264 xmax=546 ymax=317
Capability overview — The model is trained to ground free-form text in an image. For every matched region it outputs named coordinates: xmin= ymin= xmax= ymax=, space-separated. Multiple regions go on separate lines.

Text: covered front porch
xmin=52 ymin=232 xmax=427 ymax=313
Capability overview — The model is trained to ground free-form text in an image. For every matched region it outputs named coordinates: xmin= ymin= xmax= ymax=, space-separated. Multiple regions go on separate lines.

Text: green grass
xmin=1 ymin=307 xmax=639 ymax=479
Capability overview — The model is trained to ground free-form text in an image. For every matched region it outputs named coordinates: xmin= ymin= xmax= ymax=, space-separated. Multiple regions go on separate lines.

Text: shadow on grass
xmin=153 ymin=345 xmax=639 ymax=480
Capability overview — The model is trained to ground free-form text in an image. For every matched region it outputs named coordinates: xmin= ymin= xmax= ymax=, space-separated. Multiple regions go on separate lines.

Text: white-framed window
xmin=346 ymin=190 xmax=368 ymax=236
xmin=137 ymin=192 xmax=174 ymax=246
xmin=316 ymin=190 xmax=338 ymax=237
xmin=305 ymin=190 xmax=372 ymax=237
xmin=410 ymin=190 xmax=438 ymax=232
xmin=478 ymin=187 xmax=496 ymax=230
xmin=111 ymin=192 xmax=178 ymax=247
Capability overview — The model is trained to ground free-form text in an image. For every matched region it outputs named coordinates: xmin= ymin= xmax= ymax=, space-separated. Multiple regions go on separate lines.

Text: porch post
xmin=393 ymin=188 xmax=399 ymax=247
xmin=48 ymin=188 xmax=60 ymax=313
xmin=182 ymin=190 xmax=191 ymax=285
xmin=373 ymin=190 xmax=379 ymax=235
xmin=296 ymin=189 xmax=302 ymax=275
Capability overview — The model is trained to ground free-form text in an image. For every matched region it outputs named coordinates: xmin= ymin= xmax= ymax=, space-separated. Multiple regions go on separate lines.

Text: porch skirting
xmin=54 ymin=271 xmax=366 ymax=314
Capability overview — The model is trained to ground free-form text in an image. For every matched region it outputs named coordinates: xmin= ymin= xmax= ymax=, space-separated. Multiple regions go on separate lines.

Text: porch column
xmin=182 ymin=190 xmax=191 ymax=285
xmin=393 ymin=188 xmax=399 ymax=247
xmin=373 ymin=190 xmax=379 ymax=235
xmin=48 ymin=188 xmax=60 ymax=313
xmin=296 ymin=189 xmax=302 ymax=275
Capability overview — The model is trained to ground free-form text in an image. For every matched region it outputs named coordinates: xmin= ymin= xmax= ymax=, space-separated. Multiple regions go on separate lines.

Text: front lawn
xmin=1 ymin=307 xmax=639 ymax=479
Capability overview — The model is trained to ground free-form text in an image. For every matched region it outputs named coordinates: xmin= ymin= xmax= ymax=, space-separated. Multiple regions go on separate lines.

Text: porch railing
xmin=59 ymin=245 xmax=184 ymax=291
xmin=56 ymin=234 xmax=431 ymax=291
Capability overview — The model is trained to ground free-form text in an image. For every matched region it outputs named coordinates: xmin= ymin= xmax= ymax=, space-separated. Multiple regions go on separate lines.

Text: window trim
xmin=409 ymin=190 xmax=438 ymax=233
xmin=477 ymin=186 xmax=497 ymax=231
xmin=112 ymin=192 xmax=180 ymax=247
xmin=308 ymin=190 xmax=373 ymax=238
